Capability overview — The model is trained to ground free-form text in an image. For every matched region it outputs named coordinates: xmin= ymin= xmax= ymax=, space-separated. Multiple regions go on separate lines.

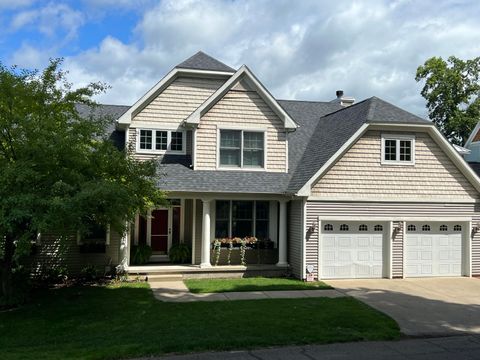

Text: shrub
xmin=80 ymin=265 xmax=98 ymax=281
xmin=168 ymin=243 xmax=191 ymax=264
xmin=131 ymin=245 xmax=152 ymax=265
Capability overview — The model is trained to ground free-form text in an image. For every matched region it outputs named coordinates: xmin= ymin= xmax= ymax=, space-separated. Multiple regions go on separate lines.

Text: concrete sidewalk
xmin=149 ymin=280 xmax=344 ymax=302
xmin=134 ymin=334 xmax=480 ymax=360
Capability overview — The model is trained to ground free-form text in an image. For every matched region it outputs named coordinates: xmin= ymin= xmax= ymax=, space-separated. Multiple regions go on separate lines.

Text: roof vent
xmin=331 ymin=90 xmax=355 ymax=107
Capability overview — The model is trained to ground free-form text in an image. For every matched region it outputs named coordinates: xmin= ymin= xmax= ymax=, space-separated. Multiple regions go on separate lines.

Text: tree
xmin=0 ymin=59 xmax=166 ymax=306
xmin=415 ymin=56 xmax=480 ymax=145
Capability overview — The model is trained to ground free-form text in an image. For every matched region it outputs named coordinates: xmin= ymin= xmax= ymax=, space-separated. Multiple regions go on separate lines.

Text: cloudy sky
xmin=1 ymin=0 xmax=479 ymax=117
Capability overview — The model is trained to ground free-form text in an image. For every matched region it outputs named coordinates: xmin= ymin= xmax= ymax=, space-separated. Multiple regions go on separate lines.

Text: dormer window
xmin=219 ymin=129 xmax=265 ymax=169
xmin=137 ymin=129 xmax=185 ymax=154
xmin=381 ymin=134 xmax=415 ymax=165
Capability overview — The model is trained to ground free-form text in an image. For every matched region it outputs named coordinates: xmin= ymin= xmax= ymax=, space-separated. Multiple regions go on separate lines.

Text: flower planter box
xmin=210 ymin=248 xmax=278 ymax=265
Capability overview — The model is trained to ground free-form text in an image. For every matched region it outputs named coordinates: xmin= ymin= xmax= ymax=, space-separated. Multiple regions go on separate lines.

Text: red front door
xmin=151 ymin=209 xmax=169 ymax=252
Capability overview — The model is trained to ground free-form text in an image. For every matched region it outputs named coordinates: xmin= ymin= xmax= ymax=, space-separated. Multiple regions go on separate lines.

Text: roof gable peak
xmin=175 ymin=51 xmax=235 ymax=73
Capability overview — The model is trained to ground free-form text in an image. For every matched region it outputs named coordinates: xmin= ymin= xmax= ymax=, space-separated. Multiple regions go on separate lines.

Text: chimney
xmin=332 ymin=89 xmax=355 ymax=107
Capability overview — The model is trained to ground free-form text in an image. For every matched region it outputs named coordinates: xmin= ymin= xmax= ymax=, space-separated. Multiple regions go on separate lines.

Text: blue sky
xmin=1 ymin=0 xmax=480 ymax=117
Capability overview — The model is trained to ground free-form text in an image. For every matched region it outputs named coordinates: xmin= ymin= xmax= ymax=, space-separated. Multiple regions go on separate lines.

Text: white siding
xmin=196 ymin=88 xmax=287 ymax=172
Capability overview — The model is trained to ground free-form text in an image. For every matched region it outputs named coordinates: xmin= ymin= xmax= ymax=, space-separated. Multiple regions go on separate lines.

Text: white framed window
xmin=137 ymin=129 xmax=185 ymax=154
xmin=381 ymin=134 xmax=415 ymax=165
xmin=218 ymin=129 xmax=265 ymax=169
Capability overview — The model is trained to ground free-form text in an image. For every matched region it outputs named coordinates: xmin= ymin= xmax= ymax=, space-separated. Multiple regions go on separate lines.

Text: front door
xmin=151 ymin=209 xmax=169 ymax=252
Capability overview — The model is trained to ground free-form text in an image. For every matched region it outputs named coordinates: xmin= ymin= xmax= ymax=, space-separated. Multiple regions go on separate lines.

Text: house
xmin=36 ymin=51 xmax=480 ymax=280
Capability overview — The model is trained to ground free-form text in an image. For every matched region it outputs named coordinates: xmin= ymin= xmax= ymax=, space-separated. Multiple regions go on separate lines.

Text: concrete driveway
xmin=326 ymin=277 xmax=480 ymax=336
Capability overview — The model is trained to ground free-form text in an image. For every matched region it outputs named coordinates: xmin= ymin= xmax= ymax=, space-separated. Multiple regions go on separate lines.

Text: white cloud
xmin=15 ymin=0 xmax=480 ymax=118
xmin=10 ymin=2 xmax=84 ymax=40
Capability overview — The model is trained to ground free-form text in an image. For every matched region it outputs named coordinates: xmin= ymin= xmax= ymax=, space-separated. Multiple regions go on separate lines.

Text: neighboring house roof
xmin=75 ymin=103 xmax=129 ymax=150
xmin=453 ymin=144 xmax=471 ymax=155
xmin=175 ymin=51 xmax=236 ymax=73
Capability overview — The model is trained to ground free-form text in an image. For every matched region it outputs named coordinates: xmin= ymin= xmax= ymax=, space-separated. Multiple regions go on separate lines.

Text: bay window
xmin=219 ymin=130 xmax=265 ymax=168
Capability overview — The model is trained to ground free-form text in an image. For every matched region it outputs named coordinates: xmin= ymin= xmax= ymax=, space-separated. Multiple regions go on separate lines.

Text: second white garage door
xmin=405 ymin=222 xmax=463 ymax=277
xmin=321 ymin=222 xmax=385 ymax=279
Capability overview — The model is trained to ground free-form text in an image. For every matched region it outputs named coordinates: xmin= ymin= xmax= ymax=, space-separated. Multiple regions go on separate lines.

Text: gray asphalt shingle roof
xmin=79 ymin=93 xmax=432 ymax=194
xmin=175 ymin=51 xmax=235 ymax=73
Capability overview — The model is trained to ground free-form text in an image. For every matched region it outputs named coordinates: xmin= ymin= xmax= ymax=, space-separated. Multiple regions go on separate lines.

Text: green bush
xmin=168 ymin=243 xmax=191 ymax=264
xmin=131 ymin=245 xmax=152 ymax=265
xmin=80 ymin=265 xmax=98 ymax=281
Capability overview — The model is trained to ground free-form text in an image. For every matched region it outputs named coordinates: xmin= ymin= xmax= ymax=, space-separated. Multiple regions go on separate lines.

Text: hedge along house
xmin=36 ymin=51 xmax=480 ymax=279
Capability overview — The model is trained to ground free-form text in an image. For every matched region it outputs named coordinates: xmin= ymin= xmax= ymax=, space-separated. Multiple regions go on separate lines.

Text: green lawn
xmin=185 ymin=277 xmax=332 ymax=293
xmin=0 ymin=282 xmax=400 ymax=360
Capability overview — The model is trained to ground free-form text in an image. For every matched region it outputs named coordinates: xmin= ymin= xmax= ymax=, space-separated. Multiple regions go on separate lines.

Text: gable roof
xmin=288 ymin=97 xmax=433 ymax=194
xmin=185 ymin=65 xmax=298 ymax=129
xmin=176 ymin=51 xmax=235 ymax=73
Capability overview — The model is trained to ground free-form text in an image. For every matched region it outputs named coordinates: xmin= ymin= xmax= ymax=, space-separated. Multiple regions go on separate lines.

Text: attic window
xmin=381 ymin=134 xmax=415 ymax=165
xmin=219 ymin=130 xmax=265 ymax=169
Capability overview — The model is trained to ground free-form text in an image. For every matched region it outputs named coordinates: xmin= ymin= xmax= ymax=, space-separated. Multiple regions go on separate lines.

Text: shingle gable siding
xmin=195 ymin=88 xmax=288 ymax=172
xmin=311 ymin=130 xmax=478 ymax=201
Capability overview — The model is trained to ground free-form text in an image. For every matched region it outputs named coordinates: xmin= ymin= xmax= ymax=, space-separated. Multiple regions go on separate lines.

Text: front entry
xmin=151 ymin=209 xmax=169 ymax=252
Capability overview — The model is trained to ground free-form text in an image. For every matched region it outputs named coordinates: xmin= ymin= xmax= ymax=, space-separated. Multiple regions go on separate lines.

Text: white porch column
xmin=277 ymin=200 xmax=288 ymax=267
xmin=200 ymin=199 xmax=212 ymax=268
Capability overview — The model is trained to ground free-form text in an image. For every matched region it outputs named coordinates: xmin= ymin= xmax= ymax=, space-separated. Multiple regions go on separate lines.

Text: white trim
xmin=180 ymin=198 xmax=185 ymax=243
xmin=146 ymin=209 xmax=152 ymax=247
xmin=380 ymin=133 xmax=415 ymax=166
xmin=301 ymin=198 xmax=307 ymax=280
xmin=297 ymin=124 xmax=370 ymax=196
xmin=317 ymin=219 xmax=322 ymax=279
xmin=117 ymin=68 xmax=233 ymax=125
xmin=185 ymin=65 xmax=298 ymax=129
xmin=136 ymin=128 xmax=186 ymax=155
xmin=465 ymin=220 xmax=472 ymax=277
xmin=192 ymin=128 xmax=197 ymax=169
xmin=306 ymin=196 xmax=478 ymax=203
xmin=191 ymin=199 xmax=196 ymax=265
xmin=387 ymin=221 xmax=393 ymax=279
xmin=216 ymin=128 xmax=267 ymax=171
xmin=402 ymin=221 xmax=406 ymax=279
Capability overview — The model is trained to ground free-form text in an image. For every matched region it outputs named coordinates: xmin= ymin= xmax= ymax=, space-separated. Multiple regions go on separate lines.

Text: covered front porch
xmin=127 ymin=194 xmax=290 ymax=269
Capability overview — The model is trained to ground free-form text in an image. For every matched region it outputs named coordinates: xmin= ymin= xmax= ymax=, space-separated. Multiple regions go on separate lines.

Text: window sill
xmin=380 ymin=161 xmax=415 ymax=166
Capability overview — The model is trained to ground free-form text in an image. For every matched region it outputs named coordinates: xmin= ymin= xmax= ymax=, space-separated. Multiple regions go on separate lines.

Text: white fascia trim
xmin=465 ymin=121 xmax=480 ymax=148
xmin=185 ymin=65 xmax=298 ymax=130
xmin=117 ymin=68 xmax=233 ymax=125
xmin=296 ymin=123 xmax=370 ymax=196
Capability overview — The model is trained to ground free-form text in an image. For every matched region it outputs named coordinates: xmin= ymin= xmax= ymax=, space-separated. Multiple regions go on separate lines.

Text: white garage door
xmin=321 ymin=222 xmax=385 ymax=279
xmin=405 ymin=222 xmax=463 ymax=277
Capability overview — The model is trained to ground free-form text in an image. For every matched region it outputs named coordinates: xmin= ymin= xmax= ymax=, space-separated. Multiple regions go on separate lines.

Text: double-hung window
xmin=381 ymin=134 xmax=415 ymax=165
xmin=219 ymin=130 xmax=265 ymax=168
xmin=138 ymin=129 xmax=185 ymax=154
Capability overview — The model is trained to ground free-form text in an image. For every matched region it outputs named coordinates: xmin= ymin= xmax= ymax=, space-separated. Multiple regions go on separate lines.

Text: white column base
xmin=200 ymin=262 xmax=212 ymax=268
xmin=276 ymin=262 xmax=288 ymax=267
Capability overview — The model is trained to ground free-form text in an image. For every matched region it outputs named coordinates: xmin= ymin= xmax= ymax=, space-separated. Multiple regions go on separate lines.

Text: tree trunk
xmin=0 ymin=234 xmax=15 ymax=304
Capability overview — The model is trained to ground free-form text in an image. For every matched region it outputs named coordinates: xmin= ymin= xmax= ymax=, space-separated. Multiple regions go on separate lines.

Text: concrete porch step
xmin=147 ymin=274 xmax=184 ymax=282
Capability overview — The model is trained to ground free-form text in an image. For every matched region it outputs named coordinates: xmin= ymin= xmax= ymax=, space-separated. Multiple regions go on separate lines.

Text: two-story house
xmin=36 ymin=51 xmax=480 ymax=280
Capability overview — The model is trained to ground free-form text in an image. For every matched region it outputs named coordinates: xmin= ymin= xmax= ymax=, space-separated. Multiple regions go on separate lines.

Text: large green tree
xmin=416 ymin=56 xmax=480 ymax=145
xmin=0 ymin=60 xmax=165 ymax=305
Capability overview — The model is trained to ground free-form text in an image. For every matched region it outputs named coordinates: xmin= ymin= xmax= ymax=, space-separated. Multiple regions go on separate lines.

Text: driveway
xmin=326 ymin=277 xmax=480 ymax=336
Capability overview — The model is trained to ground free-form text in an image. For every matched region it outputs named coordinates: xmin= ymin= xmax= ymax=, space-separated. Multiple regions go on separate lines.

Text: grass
xmin=0 ymin=282 xmax=400 ymax=360
xmin=184 ymin=277 xmax=332 ymax=293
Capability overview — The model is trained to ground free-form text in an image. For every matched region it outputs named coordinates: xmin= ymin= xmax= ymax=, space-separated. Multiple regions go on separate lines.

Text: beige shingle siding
xmin=305 ymin=201 xmax=479 ymax=279
xmin=33 ymin=230 xmax=121 ymax=275
xmin=288 ymin=200 xmax=303 ymax=278
xmin=312 ymin=131 xmax=478 ymax=201
xmin=392 ymin=221 xmax=404 ymax=278
xmin=473 ymin=215 xmax=480 ymax=276
xmin=132 ymin=76 xmax=225 ymax=126
xmin=195 ymin=89 xmax=287 ymax=172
